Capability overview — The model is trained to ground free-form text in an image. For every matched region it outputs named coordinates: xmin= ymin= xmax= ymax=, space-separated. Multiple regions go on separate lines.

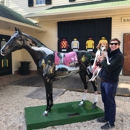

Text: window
xmin=69 ymin=0 xmax=75 ymax=2
xmin=36 ymin=0 xmax=45 ymax=5
xmin=28 ymin=0 xmax=52 ymax=7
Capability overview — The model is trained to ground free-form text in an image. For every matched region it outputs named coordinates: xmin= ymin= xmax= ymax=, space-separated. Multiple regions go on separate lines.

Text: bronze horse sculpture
xmin=1 ymin=28 xmax=98 ymax=116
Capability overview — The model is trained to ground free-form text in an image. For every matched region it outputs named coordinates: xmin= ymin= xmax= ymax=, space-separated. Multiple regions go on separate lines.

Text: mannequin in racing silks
xmin=86 ymin=37 xmax=94 ymax=51
xmin=71 ymin=38 xmax=79 ymax=51
xmin=60 ymin=39 xmax=68 ymax=52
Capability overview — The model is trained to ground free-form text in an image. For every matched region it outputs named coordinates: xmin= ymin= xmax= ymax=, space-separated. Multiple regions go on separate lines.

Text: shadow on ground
xmin=26 ymin=87 xmax=66 ymax=100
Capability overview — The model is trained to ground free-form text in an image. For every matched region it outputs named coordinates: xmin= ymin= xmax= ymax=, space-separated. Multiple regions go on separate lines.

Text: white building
xmin=1 ymin=0 xmax=130 ymax=75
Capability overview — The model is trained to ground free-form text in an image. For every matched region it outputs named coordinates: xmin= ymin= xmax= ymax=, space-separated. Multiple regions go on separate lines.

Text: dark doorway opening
xmin=58 ymin=18 xmax=111 ymax=53
xmin=0 ymin=34 xmax=12 ymax=76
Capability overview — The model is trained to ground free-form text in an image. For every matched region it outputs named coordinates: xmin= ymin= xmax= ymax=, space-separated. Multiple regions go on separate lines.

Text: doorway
xmin=58 ymin=18 xmax=111 ymax=53
xmin=0 ymin=34 xmax=12 ymax=76
xmin=123 ymin=33 xmax=130 ymax=75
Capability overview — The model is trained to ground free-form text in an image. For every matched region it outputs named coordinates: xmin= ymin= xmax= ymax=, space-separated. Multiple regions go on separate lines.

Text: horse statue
xmin=1 ymin=28 xmax=98 ymax=116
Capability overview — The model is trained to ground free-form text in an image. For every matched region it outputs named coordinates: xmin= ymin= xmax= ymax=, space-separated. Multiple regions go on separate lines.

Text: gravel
xmin=0 ymin=85 xmax=130 ymax=130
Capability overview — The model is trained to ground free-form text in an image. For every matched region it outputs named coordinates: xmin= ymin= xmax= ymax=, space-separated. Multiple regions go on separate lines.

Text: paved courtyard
xmin=3 ymin=73 xmax=130 ymax=96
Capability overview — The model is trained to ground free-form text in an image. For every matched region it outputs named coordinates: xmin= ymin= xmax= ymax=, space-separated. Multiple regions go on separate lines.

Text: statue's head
xmin=1 ymin=27 xmax=24 ymax=56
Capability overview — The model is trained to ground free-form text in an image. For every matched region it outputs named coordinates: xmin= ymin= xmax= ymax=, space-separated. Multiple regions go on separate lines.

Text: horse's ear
xmin=106 ymin=42 xmax=108 ymax=50
xmin=17 ymin=28 xmax=22 ymax=35
xmin=96 ymin=42 xmax=100 ymax=49
xmin=15 ymin=27 xmax=18 ymax=31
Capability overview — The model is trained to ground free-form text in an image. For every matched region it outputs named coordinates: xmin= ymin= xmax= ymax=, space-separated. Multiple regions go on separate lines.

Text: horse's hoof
xmin=92 ymin=103 xmax=96 ymax=109
xmin=92 ymin=105 xmax=96 ymax=109
xmin=42 ymin=110 xmax=48 ymax=116
xmin=50 ymin=103 xmax=53 ymax=107
xmin=78 ymin=101 xmax=83 ymax=106
xmin=48 ymin=108 xmax=51 ymax=112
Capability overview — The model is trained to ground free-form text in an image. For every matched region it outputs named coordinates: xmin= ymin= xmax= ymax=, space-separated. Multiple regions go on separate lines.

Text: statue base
xmin=25 ymin=100 xmax=104 ymax=130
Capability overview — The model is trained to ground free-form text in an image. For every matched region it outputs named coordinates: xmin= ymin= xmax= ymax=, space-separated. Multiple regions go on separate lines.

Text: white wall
xmin=53 ymin=0 xmax=101 ymax=6
xmin=5 ymin=0 xmax=99 ymax=15
xmin=112 ymin=15 xmax=130 ymax=53
xmin=38 ymin=21 xmax=57 ymax=51
xmin=5 ymin=0 xmax=49 ymax=15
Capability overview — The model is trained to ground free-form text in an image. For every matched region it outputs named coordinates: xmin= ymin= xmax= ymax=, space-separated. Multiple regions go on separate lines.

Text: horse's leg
xmin=78 ymin=71 xmax=88 ymax=106
xmin=87 ymin=69 xmax=98 ymax=108
xmin=42 ymin=76 xmax=53 ymax=116
xmin=40 ymin=55 xmax=55 ymax=116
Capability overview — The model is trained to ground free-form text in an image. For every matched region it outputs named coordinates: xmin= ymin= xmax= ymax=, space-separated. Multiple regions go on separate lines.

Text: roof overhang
xmin=0 ymin=16 xmax=46 ymax=33
xmin=26 ymin=7 xmax=130 ymax=22
xmin=25 ymin=0 xmax=130 ymax=22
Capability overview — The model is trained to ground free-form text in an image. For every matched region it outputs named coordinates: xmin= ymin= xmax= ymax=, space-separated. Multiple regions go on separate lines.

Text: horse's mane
xmin=23 ymin=33 xmax=47 ymax=48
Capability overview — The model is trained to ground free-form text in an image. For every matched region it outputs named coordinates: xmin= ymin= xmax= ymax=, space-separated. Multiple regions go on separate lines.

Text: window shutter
xmin=28 ymin=0 xmax=33 ymax=7
xmin=45 ymin=0 xmax=52 ymax=4
xmin=69 ymin=0 xmax=75 ymax=2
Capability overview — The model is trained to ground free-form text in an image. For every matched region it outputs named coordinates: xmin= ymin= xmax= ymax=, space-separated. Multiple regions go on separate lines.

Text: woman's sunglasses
xmin=110 ymin=43 xmax=118 ymax=45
